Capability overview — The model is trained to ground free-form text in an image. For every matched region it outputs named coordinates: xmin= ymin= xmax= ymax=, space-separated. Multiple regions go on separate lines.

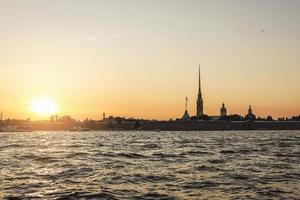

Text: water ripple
xmin=0 ymin=130 xmax=299 ymax=199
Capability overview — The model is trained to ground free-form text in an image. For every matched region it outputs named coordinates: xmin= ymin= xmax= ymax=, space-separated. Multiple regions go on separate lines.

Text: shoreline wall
xmin=137 ymin=121 xmax=300 ymax=131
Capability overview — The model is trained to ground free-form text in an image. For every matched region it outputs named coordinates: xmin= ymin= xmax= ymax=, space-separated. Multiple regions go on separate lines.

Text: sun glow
xmin=30 ymin=97 xmax=58 ymax=115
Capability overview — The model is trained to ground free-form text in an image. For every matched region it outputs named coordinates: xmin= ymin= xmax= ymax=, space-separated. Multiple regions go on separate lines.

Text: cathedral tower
xmin=196 ymin=65 xmax=204 ymax=117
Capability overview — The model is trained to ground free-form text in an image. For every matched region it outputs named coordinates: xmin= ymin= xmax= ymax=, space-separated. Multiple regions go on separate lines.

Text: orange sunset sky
xmin=0 ymin=0 xmax=300 ymax=120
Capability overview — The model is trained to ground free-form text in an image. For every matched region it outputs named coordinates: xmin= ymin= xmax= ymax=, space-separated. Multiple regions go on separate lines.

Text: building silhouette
xmin=182 ymin=97 xmax=190 ymax=121
xmin=245 ymin=105 xmax=256 ymax=121
xmin=196 ymin=65 xmax=204 ymax=117
xmin=220 ymin=103 xmax=227 ymax=117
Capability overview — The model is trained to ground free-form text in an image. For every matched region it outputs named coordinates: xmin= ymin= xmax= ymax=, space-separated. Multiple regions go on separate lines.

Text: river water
xmin=0 ymin=131 xmax=299 ymax=199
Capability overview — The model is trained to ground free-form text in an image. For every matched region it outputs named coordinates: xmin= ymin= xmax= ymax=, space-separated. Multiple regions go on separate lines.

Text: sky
xmin=0 ymin=0 xmax=300 ymax=120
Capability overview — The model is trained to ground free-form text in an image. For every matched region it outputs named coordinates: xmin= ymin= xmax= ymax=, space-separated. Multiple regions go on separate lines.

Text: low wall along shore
xmin=101 ymin=121 xmax=300 ymax=131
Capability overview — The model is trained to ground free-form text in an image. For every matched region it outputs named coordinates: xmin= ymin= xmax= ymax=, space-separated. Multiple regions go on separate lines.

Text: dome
xmin=245 ymin=105 xmax=256 ymax=121
xmin=220 ymin=106 xmax=227 ymax=113
xmin=182 ymin=110 xmax=190 ymax=121
xmin=220 ymin=103 xmax=227 ymax=117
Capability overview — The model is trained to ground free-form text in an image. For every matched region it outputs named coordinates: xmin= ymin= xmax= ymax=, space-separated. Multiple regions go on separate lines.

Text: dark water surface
xmin=0 ymin=131 xmax=299 ymax=199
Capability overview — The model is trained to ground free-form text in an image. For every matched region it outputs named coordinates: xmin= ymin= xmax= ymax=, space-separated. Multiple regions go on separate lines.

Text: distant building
xmin=182 ymin=97 xmax=190 ymax=121
xmin=245 ymin=105 xmax=256 ymax=121
xmin=50 ymin=115 xmax=58 ymax=122
xmin=196 ymin=65 xmax=204 ymax=117
xmin=50 ymin=115 xmax=54 ymax=122
xmin=210 ymin=116 xmax=221 ymax=121
xmin=220 ymin=103 xmax=227 ymax=117
xmin=58 ymin=115 xmax=75 ymax=123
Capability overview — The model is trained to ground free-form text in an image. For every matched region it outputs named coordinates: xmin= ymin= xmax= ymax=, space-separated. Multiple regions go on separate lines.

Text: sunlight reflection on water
xmin=0 ymin=131 xmax=299 ymax=199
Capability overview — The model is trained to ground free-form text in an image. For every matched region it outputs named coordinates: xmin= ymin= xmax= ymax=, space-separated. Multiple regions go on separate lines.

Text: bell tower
xmin=196 ymin=65 xmax=204 ymax=117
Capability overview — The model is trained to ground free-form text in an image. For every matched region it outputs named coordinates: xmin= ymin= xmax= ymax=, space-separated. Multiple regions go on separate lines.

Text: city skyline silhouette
xmin=1 ymin=1 xmax=300 ymax=199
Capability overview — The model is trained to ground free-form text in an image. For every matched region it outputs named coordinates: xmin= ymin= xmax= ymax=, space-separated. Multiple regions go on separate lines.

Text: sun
xmin=30 ymin=97 xmax=58 ymax=115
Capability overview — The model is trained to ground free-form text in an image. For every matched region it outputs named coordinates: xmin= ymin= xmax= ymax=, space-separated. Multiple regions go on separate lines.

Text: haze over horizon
xmin=0 ymin=0 xmax=300 ymax=120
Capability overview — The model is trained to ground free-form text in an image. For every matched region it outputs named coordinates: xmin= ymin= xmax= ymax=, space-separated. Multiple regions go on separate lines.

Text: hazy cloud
xmin=84 ymin=32 xmax=123 ymax=41
xmin=84 ymin=36 xmax=97 ymax=40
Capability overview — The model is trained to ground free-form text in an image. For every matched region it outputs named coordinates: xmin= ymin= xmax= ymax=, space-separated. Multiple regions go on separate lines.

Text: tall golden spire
xmin=196 ymin=64 xmax=204 ymax=117
xmin=198 ymin=64 xmax=201 ymax=95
